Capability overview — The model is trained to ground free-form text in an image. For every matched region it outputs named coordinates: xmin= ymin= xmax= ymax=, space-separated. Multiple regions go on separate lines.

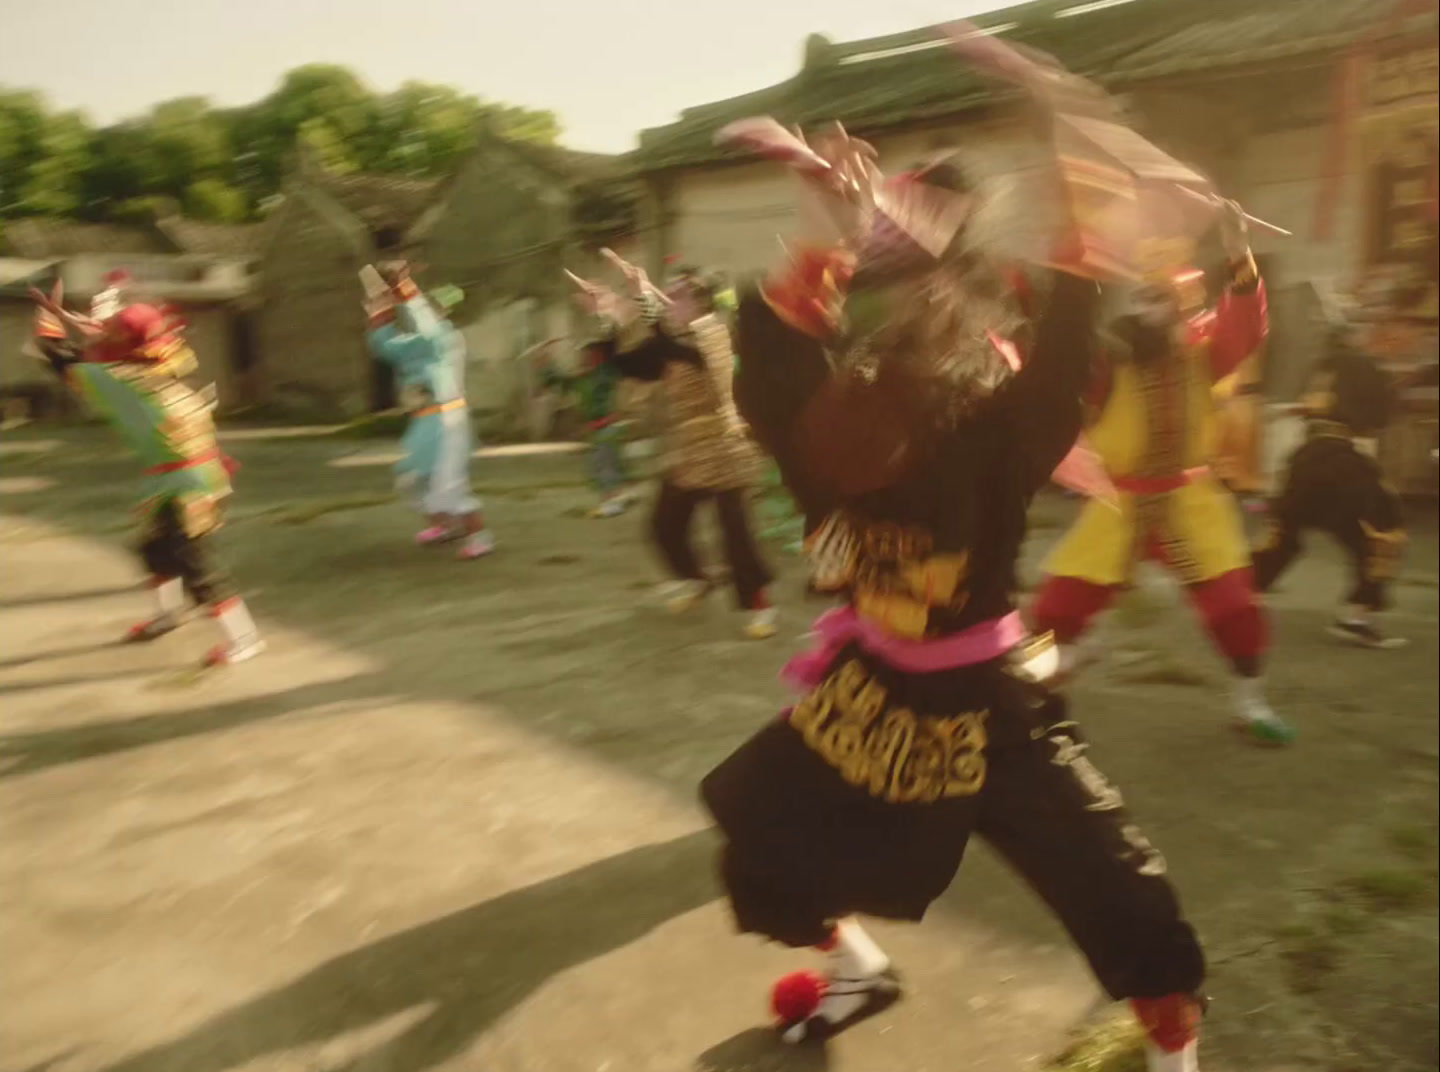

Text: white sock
xmin=214 ymin=598 xmax=259 ymax=649
xmin=827 ymin=918 xmax=890 ymax=980
xmin=153 ymin=577 xmax=184 ymax=618
xmin=1145 ymin=1039 xmax=1199 ymax=1072
xmin=1340 ymin=603 xmax=1370 ymax=626
xmin=1058 ymin=642 xmax=1080 ymax=676
xmin=1233 ymin=675 xmax=1281 ymax=723
xmin=779 ymin=919 xmax=892 ymax=1039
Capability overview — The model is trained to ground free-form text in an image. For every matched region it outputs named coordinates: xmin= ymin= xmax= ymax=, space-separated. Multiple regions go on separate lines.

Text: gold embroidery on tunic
xmin=809 ymin=513 xmax=972 ymax=638
xmin=790 ymin=659 xmax=989 ymax=803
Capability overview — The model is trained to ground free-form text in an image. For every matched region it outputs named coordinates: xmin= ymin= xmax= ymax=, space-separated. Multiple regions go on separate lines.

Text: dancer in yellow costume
xmin=1031 ymin=208 xmax=1295 ymax=745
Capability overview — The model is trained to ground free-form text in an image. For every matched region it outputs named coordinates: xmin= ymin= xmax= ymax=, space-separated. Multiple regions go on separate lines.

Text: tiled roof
xmin=634 ymin=0 xmax=1434 ymax=171
xmin=156 ymin=218 xmax=268 ymax=259
xmin=0 ymin=257 xmax=59 ymax=290
xmin=0 ymin=218 xmax=169 ymax=259
xmin=310 ymin=170 xmax=443 ymax=232
xmin=515 ymin=143 xmax=622 ymax=183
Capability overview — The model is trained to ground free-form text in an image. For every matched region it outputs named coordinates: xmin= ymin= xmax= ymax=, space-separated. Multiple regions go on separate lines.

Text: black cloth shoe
xmin=1327 ymin=618 xmax=1407 ymax=650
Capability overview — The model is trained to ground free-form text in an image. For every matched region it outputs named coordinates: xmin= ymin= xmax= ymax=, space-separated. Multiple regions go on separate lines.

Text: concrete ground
xmin=0 ymin=427 xmax=1435 ymax=1072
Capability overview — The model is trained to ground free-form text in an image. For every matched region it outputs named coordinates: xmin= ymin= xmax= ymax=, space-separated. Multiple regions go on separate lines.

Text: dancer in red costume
xmin=29 ymin=276 xmax=261 ymax=667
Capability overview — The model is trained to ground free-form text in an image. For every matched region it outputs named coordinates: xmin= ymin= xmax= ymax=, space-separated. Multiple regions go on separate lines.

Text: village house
xmin=254 ymin=123 xmax=639 ymax=433
xmin=628 ymin=0 xmax=1438 ymax=491
xmin=0 ymin=216 xmax=264 ymax=418
xmin=252 ymin=161 xmax=440 ymax=419
xmin=402 ymin=123 xmax=639 ymax=438
xmin=3 ymin=127 xmax=642 ymax=435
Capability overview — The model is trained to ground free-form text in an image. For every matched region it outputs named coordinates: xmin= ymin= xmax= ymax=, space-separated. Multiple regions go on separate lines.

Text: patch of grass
xmin=1049 ymin=1009 xmax=1147 ymax=1072
xmin=1387 ymin=825 xmax=1439 ymax=861
xmin=217 ymin=402 xmax=335 ymax=426
xmin=473 ymin=480 xmax=588 ymax=496
xmin=1110 ymin=652 xmax=1210 ymax=688
xmin=1344 ymin=869 xmax=1431 ymax=911
xmin=1283 ymin=941 xmax=1340 ymax=994
xmin=263 ymin=492 xmax=394 ymax=526
xmin=1398 ymin=574 xmax=1438 ymax=589
xmin=1320 ymin=903 xmax=1371 ymax=938
xmin=330 ymin=413 xmax=409 ymax=439
xmin=1275 ymin=920 xmax=1340 ymax=994
xmin=1110 ymin=595 xmax=1167 ymax=632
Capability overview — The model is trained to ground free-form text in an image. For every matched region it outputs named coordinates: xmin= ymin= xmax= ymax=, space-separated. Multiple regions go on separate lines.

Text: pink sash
xmin=781 ymin=606 xmax=1027 ymax=692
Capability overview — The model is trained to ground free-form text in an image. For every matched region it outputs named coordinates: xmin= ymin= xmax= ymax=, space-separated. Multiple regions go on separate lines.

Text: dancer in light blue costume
xmin=364 ymin=263 xmax=494 ymax=560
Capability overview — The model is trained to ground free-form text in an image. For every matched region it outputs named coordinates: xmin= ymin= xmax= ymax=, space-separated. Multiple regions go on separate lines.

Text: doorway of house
xmin=229 ymin=310 xmax=258 ymax=409
xmin=370 ymin=352 xmax=398 ymax=412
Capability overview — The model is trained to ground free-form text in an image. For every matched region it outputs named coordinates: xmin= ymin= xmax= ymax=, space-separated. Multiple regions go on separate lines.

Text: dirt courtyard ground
xmin=1 ymin=427 xmax=1436 ymax=1072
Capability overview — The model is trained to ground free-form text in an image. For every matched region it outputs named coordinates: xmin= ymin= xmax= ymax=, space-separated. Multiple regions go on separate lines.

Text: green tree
xmin=2 ymin=66 xmax=563 ymax=225
xmin=372 ymin=82 xmax=480 ymax=175
xmin=185 ymin=178 xmax=247 ymax=222
xmin=241 ymin=64 xmax=374 ymax=191
xmin=78 ymin=122 xmax=162 ymax=220
xmin=0 ymin=90 xmax=93 ymax=217
xmin=487 ymin=103 xmax=560 ymax=146
xmin=146 ymin=97 xmax=232 ymax=198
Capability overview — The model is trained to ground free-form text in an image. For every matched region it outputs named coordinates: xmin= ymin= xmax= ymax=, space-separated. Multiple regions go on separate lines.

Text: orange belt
xmin=411 ymin=399 xmax=466 ymax=418
xmin=1112 ymin=465 xmax=1210 ymax=495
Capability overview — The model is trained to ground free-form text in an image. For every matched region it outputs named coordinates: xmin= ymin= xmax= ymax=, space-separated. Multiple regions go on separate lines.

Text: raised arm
xmin=1205 ymin=253 xmax=1268 ymax=383
xmin=730 ymin=264 xmax=845 ymax=525
xmin=595 ymin=290 xmax=703 ymax=381
xmin=367 ymin=294 xmax=442 ymax=373
xmin=30 ymin=304 xmax=84 ymax=383
xmin=992 ymin=271 xmax=1102 ymax=491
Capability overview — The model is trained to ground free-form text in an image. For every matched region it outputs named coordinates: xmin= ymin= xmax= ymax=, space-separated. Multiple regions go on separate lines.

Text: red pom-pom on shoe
xmin=1131 ymin=994 xmax=1202 ymax=1053
xmin=771 ymin=971 xmax=827 ymax=1024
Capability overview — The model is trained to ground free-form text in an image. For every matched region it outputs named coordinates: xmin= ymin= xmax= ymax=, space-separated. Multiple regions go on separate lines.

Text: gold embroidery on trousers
xmin=1120 ymin=822 xmax=1168 ymax=876
xmin=790 ymin=658 xmax=988 ymax=803
xmin=1361 ymin=521 xmax=1407 ymax=581
xmin=1043 ymin=722 xmax=1167 ymax=874
xmin=1045 ymin=725 xmax=1125 ymax=812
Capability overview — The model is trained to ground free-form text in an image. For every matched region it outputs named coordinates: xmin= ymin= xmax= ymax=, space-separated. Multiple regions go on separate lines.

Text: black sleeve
xmin=991 ymin=272 xmax=1101 ymax=491
xmin=596 ymin=326 xmax=704 ymax=382
xmin=1321 ymin=343 xmax=1396 ymax=435
xmin=731 ymin=285 xmax=837 ymax=524
xmin=38 ymin=339 xmax=82 ymax=382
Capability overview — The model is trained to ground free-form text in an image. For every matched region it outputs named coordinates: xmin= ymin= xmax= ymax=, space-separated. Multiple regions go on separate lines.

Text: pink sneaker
xmin=458 ymin=531 xmax=496 ymax=560
xmin=415 ymin=525 xmax=451 ymax=547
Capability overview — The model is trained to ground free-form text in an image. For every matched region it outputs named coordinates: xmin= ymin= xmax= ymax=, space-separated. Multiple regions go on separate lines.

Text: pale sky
xmin=1 ymin=0 xmax=1008 ymax=154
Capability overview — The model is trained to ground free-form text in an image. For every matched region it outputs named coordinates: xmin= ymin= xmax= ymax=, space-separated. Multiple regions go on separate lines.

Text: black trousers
xmin=1253 ymin=434 xmax=1404 ymax=611
xmin=650 ymin=479 xmax=774 ymax=610
xmin=702 ymin=654 xmax=1205 ymax=1001
xmin=137 ymin=499 xmax=235 ymax=609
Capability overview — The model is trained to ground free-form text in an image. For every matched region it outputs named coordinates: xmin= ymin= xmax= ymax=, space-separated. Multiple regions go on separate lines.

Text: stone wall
xmin=255 ymin=189 xmax=372 ymax=419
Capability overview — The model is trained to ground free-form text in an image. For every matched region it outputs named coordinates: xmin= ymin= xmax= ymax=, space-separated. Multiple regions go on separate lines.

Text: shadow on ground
xmin=86 ymin=831 xmax=715 ymax=1072
xmin=696 ymin=1028 xmax=830 ymax=1072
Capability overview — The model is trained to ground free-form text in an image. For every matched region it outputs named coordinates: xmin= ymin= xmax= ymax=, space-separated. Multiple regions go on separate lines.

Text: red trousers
xmin=1031 ymin=566 xmax=1267 ymax=677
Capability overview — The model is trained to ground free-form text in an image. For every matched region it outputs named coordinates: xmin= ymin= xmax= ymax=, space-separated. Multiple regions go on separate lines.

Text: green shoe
xmin=1234 ymin=714 xmax=1296 ymax=747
